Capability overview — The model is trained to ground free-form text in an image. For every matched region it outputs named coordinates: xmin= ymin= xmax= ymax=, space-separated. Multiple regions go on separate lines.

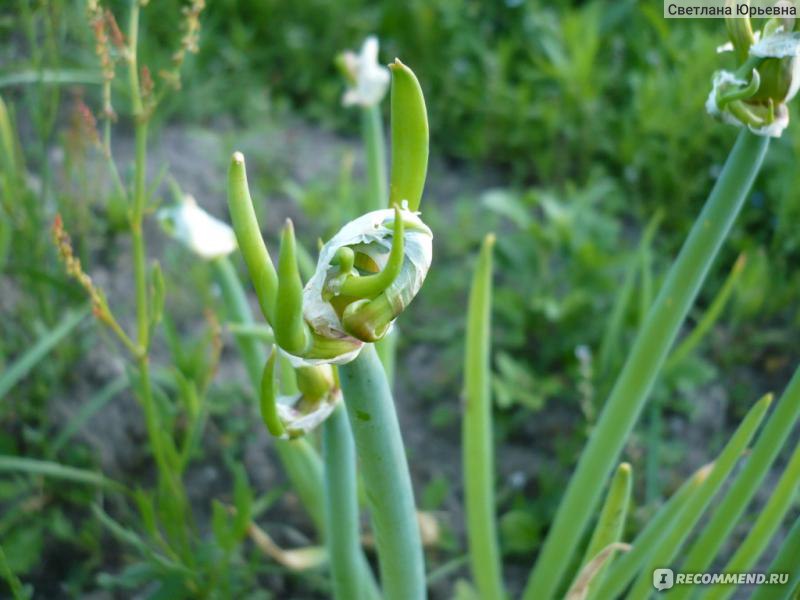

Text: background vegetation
xmin=1 ymin=0 xmax=798 ymax=597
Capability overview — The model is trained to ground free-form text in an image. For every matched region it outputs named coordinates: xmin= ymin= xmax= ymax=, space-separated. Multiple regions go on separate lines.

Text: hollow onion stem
xmin=339 ymin=344 xmax=425 ymax=600
xmin=462 ymin=234 xmax=504 ymax=600
xmin=323 ymin=405 xmax=372 ymax=600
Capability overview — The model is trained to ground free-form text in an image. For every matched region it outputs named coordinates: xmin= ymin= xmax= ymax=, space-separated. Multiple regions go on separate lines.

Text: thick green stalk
xmin=670 ymin=366 xmax=800 ymax=600
xmin=362 ymin=104 xmax=387 ymax=211
xmin=749 ymin=516 xmax=800 ymax=600
xmin=699 ymin=439 xmax=800 ymax=600
xmin=627 ymin=394 xmax=772 ymax=600
xmin=463 ymin=234 xmax=504 ymax=600
xmin=596 ymin=465 xmax=707 ymax=599
xmin=375 ymin=327 xmax=397 ymax=386
xmin=522 ymin=130 xmax=770 ymax=600
xmin=339 ymin=344 xmax=425 ymax=600
xmin=323 ymin=405 xmax=378 ymax=600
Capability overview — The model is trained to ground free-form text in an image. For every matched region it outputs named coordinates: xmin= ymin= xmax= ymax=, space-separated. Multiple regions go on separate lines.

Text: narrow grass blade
xmin=596 ymin=465 xmax=709 ymax=599
xmin=463 ymin=234 xmax=505 ymax=600
xmin=626 ymin=393 xmax=772 ymax=600
xmin=522 ymin=131 xmax=770 ymax=600
xmin=50 ymin=375 xmax=128 ymax=457
xmin=664 ymin=252 xmax=746 ymax=373
xmin=597 ymin=211 xmax=660 ymax=379
xmin=575 ymin=463 xmax=631 ymax=597
xmin=748 ymin=516 xmax=800 ymax=600
xmin=0 ymin=543 xmax=29 ymax=599
xmin=0 ymin=456 xmax=124 ymax=492
xmin=699 ymin=439 xmax=800 ymax=600
xmin=671 ymin=366 xmax=800 ymax=599
xmin=0 ymin=69 xmax=103 ymax=88
xmin=0 ymin=306 xmax=90 ymax=399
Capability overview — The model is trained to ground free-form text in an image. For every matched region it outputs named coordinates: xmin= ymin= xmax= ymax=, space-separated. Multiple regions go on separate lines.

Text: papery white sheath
xmin=341 ymin=36 xmax=390 ymax=108
xmin=158 ymin=195 xmax=237 ymax=259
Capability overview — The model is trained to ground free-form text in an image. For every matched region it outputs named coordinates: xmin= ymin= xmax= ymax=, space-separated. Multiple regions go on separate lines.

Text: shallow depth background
xmin=1 ymin=1 xmax=799 ymax=597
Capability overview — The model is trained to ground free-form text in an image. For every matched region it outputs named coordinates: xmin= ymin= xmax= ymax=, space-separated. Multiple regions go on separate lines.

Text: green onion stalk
xmin=225 ymin=58 xmax=431 ymax=600
xmin=521 ymin=11 xmax=797 ymax=596
xmin=462 ymin=234 xmax=505 ymax=600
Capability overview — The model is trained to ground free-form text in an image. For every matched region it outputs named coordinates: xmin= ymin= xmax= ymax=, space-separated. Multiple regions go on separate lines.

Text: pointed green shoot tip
xmin=275 ymin=219 xmax=311 ymax=356
xmin=260 ymin=348 xmax=285 ymax=437
xmin=227 ymin=152 xmax=278 ymax=324
xmin=339 ymin=205 xmax=405 ymax=298
xmin=389 ymin=59 xmax=429 ymax=212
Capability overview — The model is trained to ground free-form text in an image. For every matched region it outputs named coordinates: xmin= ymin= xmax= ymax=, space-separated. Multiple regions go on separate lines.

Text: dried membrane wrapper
xmin=286 ymin=208 xmax=432 ymax=367
xmin=750 ymin=32 xmax=800 ymax=58
xmin=275 ymin=387 xmax=342 ymax=440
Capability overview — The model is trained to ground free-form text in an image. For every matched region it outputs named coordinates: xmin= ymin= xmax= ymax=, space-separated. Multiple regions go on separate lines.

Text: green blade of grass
xmin=595 ymin=464 xmax=708 ymax=599
xmin=0 ymin=69 xmax=103 ymax=88
xmin=626 ymin=393 xmax=772 ymax=600
xmin=664 ymin=252 xmax=747 ymax=373
xmin=0 ymin=456 xmax=124 ymax=492
xmin=670 ymin=366 xmax=800 ymax=600
xmin=0 ymin=306 xmax=90 ymax=400
xmin=463 ymin=234 xmax=505 ymax=600
xmin=699 ymin=438 xmax=800 ymax=600
xmin=748 ymin=516 xmax=800 ymax=600
xmin=50 ymin=375 xmax=129 ymax=457
xmin=575 ymin=462 xmax=631 ymax=597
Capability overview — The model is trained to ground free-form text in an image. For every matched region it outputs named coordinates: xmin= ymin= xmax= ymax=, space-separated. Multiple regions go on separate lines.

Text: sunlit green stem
xmin=362 ymin=104 xmax=387 ymax=211
xmin=339 ymin=344 xmax=425 ymax=600
xmin=462 ymin=234 xmax=504 ymax=600
xmin=323 ymin=405 xmax=380 ymax=600
xmin=522 ymin=130 xmax=770 ymax=600
xmin=671 ymin=366 xmax=800 ymax=600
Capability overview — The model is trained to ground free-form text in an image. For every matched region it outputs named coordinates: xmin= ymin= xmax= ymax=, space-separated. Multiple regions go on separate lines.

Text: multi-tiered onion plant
xmin=225 ymin=59 xmax=430 ymax=599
